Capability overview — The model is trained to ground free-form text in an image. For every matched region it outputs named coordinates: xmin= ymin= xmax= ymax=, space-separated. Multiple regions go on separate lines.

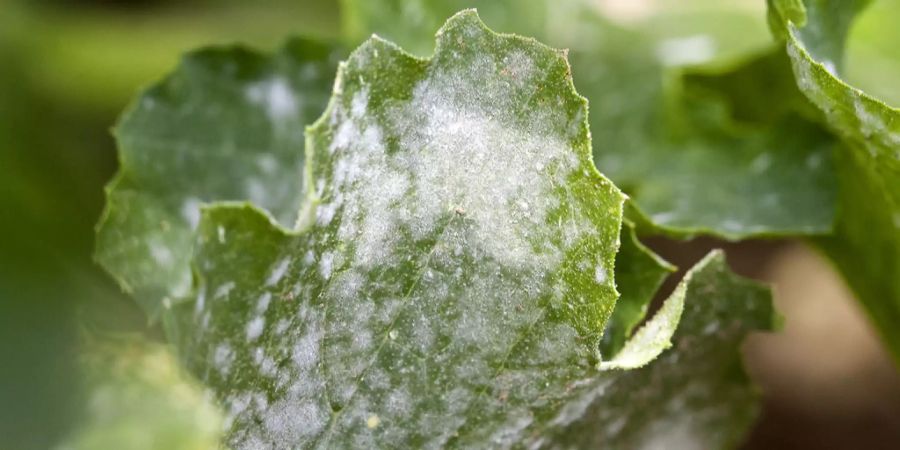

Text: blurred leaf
xmin=96 ymin=39 xmax=341 ymax=318
xmin=844 ymin=0 xmax=900 ymax=104
xmin=770 ymin=0 xmax=900 ymax=363
xmin=56 ymin=338 xmax=223 ymax=450
xmin=2 ymin=1 xmax=339 ymax=113
xmin=341 ymin=0 xmax=547 ymax=56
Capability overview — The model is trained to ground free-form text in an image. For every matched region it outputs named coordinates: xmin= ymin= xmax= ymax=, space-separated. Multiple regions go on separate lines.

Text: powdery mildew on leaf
xmin=95 ymin=40 xmax=340 ymax=317
xmin=176 ymin=11 xmax=625 ymax=449
xmin=539 ymin=252 xmax=775 ymax=450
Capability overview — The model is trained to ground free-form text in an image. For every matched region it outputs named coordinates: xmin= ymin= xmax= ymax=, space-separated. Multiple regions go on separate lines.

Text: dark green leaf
xmin=770 ymin=0 xmax=900 ymax=363
xmin=543 ymin=251 xmax=776 ymax=449
xmin=95 ymin=39 xmax=341 ymax=317
xmin=176 ymin=12 xmax=624 ymax=447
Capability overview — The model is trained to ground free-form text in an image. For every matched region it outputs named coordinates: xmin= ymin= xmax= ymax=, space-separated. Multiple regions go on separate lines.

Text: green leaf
xmin=173 ymin=11 xmax=624 ymax=447
xmin=600 ymin=222 xmax=675 ymax=357
xmin=543 ymin=251 xmax=776 ymax=449
xmin=769 ymin=0 xmax=871 ymax=71
xmin=56 ymin=339 xmax=223 ymax=450
xmin=770 ymin=0 xmax=900 ymax=363
xmin=95 ymin=39 xmax=341 ymax=317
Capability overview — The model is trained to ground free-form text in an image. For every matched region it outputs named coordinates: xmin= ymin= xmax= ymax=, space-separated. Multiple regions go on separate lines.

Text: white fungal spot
xmin=213 ymin=344 xmax=235 ymax=375
xmin=319 ymin=252 xmax=334 ymax=280
xmin=149 ymin=240 xmax=173 ymax=265
xmin=266 ymin=258 xmax=290 ymax=286
xmin=247 ymin=77 xmax=298 ymax=121
xmin=594 ymin=263 xmax=608 ymax=285
xmin=246 ymin=317 xmax=265 ymax=341
xmin=256 ymin=292 xmax=272 ymax=314
xmin=181 ymin=197 xmax=202 ymax=229
xmin=214 ymin=281 xmax=236 ymax=300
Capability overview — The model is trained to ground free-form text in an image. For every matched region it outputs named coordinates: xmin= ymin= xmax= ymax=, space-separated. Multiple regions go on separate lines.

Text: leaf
xmin=341 ymin=0 xmax=839 ymax=239
xmin=542 ymin=251 xmax=776 ymax=449
xmin=565 ymin=12 xmax=837 ymax=239
xmin=768 ymin=0 xmax=871 ymax=71
xmin=341 ymin=0 xmax=548 ymax=57
xmin=770 ymin=0 xmax=900 ymax=363
xmin=98 ymin=8 xmax=779 ymax=448
xmin=56 ymin=339 xmax=223 ymax=450
xmin=600 ymin=222 xmax=675 ymax=358
xmin=95 ymin=39 xmax=341 ymax=317
xmin=172 ymin=11 xmax=624 ymax=448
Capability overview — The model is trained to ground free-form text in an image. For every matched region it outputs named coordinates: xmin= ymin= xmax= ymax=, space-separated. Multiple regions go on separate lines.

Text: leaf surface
xmin=543 ymin=251 xmax=775 ymax=449
xmin=177 ymin=11 xmax=624 ymax=448
xmin=95 ymin=39 xmax=341 ymax=317
xmin=770 ymin=0 xmax=900 ymax=362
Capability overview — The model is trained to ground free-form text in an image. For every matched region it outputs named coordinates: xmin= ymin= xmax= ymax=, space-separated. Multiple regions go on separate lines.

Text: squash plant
xmin=75 ymin=0 xmax=898 ymax=448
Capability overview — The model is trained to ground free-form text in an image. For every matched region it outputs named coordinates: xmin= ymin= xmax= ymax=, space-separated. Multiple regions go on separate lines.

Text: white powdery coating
xmin=181 ymin=197 xmax=203 ymax=229
xmin=149 ymin=238 xmax=173 ymax=265
xmin=210 ymin=24 xmax=615 ymax=449
xmin=286 ymin=38 xmax=603 ymax=446
xmin=213 ymin=344 xmax=235 ymax=376
xmin=246 ymin=317 xmax=265 ymax=341
xmin=214 ymin=281 xmax=236 ymax=300
xmin=246 ymin=77 xmax=299 ymax=121
xmin=255 ymin=292 xmax=272 ymax=314
xmin=322 ymin=48 xmax=583 ymax=273
xmin=266 ymin=258 xmax=290 ymax=286
xmin=594 ymin=263 xmax=608 ymax=285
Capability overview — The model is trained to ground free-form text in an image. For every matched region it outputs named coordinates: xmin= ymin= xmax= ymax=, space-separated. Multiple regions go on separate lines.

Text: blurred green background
xmin=1 ymin=1 xmax=898 ymax=449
